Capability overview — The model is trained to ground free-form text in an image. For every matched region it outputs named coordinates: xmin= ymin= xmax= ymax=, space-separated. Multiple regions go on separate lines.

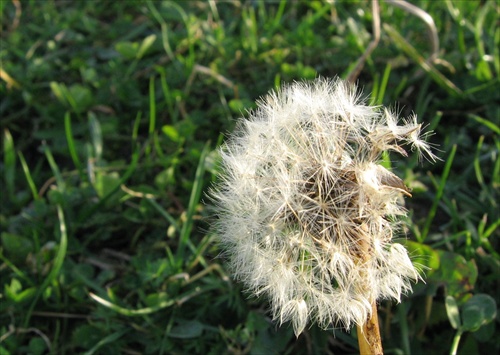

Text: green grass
xmin=1 ymin=1 xmax=498 ymax=354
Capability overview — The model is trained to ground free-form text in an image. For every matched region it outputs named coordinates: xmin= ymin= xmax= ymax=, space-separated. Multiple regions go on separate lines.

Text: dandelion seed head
xmin=211 ymin=77 xmax=436 ymax=336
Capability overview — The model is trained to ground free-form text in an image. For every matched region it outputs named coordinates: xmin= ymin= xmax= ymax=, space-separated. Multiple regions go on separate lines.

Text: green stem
xmin=450 ymin=329 xmax=463 ymax=355
xmin=398 ymin=302 xmax=411 ymax=355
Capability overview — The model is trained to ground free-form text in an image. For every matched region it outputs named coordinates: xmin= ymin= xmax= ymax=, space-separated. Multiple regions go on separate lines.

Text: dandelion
xmin=211 ymin=77 xmax=436 ymax=348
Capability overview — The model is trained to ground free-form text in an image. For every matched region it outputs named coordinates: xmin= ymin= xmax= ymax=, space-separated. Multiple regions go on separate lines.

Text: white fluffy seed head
xmin=210 ymin=77 xmax=436 ymax=337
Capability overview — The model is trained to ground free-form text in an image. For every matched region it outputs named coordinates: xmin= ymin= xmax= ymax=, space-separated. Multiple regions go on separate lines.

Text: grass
xmin=1 ymin=1 xmax=498 ymax=354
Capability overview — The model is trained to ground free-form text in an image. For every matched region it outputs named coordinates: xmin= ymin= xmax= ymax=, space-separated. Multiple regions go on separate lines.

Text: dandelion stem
xmin=355 ymin=230 xmax=383 ymax=355
xmin=357 ymin=301 xmax=383 ymax=355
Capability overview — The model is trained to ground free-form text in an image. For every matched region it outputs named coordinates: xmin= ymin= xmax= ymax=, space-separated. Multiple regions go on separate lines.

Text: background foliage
xmin=1 ymin=1 xmax=498 ymax=354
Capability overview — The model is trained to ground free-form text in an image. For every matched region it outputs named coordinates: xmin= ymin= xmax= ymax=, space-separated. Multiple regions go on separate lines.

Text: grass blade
xmin=474 ymin=136 xmax=485 ymax=186
xmin=146 ymin=1 xmax=175 ymax=61
xmin=146 ymin=75 xmax=156 ymax=158
xmin=270 ymin=0 xmax=287 ymax=32
xmin=177 ymin=142 xmax=210 ymax=261
xmin=0 ymin=249 xmax=34 ymax=286
xmin=24 ymin=205 xmax=68 ymax=327
xmin=483 ymin=218 xmax=500 ymax=240
xmin=371 ymin=63 xmax=391 ymax=105
xmin=18 ymin=151 xmax=40 ymax=201
xmin=398 ymin=302 xmax=411 ymax=355
xmin=89 ymin=292 xmax=175 ymax=316
xmin=88 ymin=112 xmax=103 ymax=162
xmin=119 ymin=183 xmax=180 ymax=231
xmin=83 ymin=328 xmax=129 ymax=355
xmin=42 ymin=143 xmax=66 ymax=192
xmin=3 ymin=129 xmax=16 ymax=202
xmin=132 ymin=111 xmax=142 ymax=145
xmin=468 ymin=114 xmax=500 ymax=135
xmin=158 ymin=68 xmax=178 ymax=124
xmin=64 ymin=111 xmax=83 ymax=175
xmin=420 ymin=144 xmax=457 ymax=242
xmin=384 ymin=23 xmax=463 ymax=97
xmin=137 ymin=34 xmax=156 ymax=59
xmin=77 ymin=147 xmax=140 ymax=224
xmin=145 ymin=197 xmax=179 ymax=232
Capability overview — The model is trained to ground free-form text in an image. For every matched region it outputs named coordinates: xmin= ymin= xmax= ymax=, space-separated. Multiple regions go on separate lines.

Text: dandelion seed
xmin=210 ymin=77 xmax=436 ymax=337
